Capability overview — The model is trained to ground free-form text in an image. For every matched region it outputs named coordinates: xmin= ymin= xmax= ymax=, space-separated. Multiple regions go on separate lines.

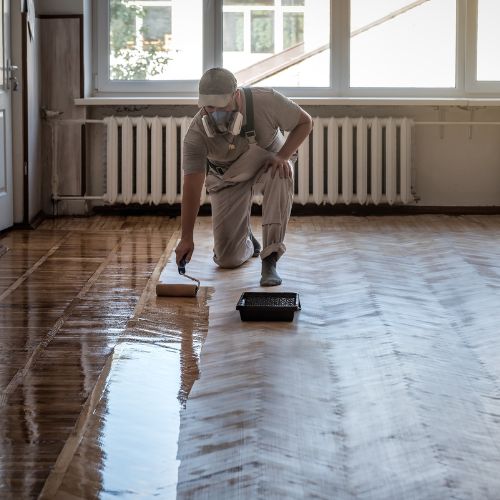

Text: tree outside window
xmin=223 ymin=12 xmax=244 ymax=52
xmin=109 ymin=0 xmax=171 ymax=80
xmin=251 ymin=11 xmax=275 ymax=53
xmin=283 ymin=12 xmax=304 ymax=49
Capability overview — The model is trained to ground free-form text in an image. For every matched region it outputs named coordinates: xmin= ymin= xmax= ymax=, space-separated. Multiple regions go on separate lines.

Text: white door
xmin=0 ymin=0 xmax=14 ymax=231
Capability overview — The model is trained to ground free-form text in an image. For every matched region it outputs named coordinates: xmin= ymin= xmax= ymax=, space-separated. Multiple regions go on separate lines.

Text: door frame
xmin=0 ymin=0 xmax=13 ymax=231
xmin=22 ymin=8 xmax=28 ymax=225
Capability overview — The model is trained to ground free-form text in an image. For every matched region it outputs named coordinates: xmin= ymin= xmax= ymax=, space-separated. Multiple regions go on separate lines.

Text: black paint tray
xmin=236 ymin=292 xmax=301 ymax=322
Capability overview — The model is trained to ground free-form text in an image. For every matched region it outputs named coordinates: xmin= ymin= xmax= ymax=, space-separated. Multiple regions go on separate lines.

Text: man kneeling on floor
xmin=175 ymin=67 xmax=313 ymax=286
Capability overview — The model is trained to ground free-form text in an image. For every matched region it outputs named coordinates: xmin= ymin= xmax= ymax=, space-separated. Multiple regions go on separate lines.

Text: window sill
xmin=74 ymin=96 xmax=500 ymax=107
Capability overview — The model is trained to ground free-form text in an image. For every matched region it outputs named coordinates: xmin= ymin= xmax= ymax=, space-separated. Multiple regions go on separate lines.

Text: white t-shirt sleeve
xmin=269 ymin=89 xmax=303 ymax=132
xmin=182 ymin=128 xmax=208 ymax=174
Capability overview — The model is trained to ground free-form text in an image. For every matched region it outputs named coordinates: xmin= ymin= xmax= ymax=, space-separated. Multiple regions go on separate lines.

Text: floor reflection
xmin=94 ymin=343 xmax=185 ymax=498
xmin=0 ymin=221 xmax=179 ymax=498
xmin=50 ymin=290 xmax=210 ymax=499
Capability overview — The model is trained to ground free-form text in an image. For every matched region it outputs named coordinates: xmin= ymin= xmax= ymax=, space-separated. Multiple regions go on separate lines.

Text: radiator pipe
xmin=414 ymin=121 xmax=500 ymax=126
xmin=52 ymin=118 xmax=500 ymax=127
xmin=52 ymin=195 xmax=105 ymax=200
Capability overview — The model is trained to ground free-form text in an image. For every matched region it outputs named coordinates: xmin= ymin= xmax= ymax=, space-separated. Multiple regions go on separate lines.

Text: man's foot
xmin=250 ymin=231 xmax=261 ymax=257
xmin=260 ymin=252 xmax=282 ymax=286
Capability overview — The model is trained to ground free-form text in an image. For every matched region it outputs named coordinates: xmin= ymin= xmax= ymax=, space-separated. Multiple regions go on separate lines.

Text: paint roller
xmin=156 ymin=255 xmax=200 ymax=297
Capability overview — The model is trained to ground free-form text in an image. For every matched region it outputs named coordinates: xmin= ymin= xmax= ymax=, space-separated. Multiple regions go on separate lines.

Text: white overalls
xmin=205 ymin=143 xmax=294 ymax=268
xmin=183 ymin=88 xmax=303 ymax=269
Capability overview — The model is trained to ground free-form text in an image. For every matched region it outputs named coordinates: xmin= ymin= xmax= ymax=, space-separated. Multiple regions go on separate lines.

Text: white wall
xmin=414 ymin=108 xmax=500 ymax=206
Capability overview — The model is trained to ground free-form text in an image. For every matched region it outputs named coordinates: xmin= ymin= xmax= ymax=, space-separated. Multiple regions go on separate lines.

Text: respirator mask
xmin=202 ymin=108 xmax=243 ymax=138
xmin=210 ymin=111 xmax=235 ymax=133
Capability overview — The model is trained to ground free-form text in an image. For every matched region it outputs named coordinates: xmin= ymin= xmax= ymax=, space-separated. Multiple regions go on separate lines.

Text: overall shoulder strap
xmin=241 ymin=87 xmax=256 ymax=143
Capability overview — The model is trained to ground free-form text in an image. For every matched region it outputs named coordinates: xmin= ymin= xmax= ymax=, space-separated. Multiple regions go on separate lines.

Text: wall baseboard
xmin=288 ymin=204 xmax=500 ymax=216
xmin=90 ymin=203 xmax=500 ymax=218
xmin=29 ymin=211 xmax=46 ymax=229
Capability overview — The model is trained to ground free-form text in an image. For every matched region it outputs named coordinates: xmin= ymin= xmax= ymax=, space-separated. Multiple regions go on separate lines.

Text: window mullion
xmin=275 ymin=3 xmax=284 ymax=53
xmin=464 ymin=0 xmax=478 ymax=93
xmin=455 ymin=0 xmax=466 ymax=94
xmin=204 ymin=0 xmax=220 ymax=70
xmin=96 ymin=0 xmax=110 ymax=92
xmin=331 ymin=0 xmax=349 ymax=95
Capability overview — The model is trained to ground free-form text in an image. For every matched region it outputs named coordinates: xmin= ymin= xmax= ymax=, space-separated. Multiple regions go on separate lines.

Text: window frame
xmin=465 ymin=0 xmax=500 ymax=94
xmin=96 ymin=0 xmax=209 ymax=94
xmin=93 ymin=0 xmax=500 ymax=98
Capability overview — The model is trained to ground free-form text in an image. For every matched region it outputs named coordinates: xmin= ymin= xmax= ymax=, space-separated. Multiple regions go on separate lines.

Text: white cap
xmin=198 ymin=67 xmax=237 ymax=107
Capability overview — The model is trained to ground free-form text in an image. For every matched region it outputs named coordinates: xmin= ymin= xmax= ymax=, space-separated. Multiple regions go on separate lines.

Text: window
xmin=97 ymin=0 xmax=329 ymax=91
xmin=221 ymin=0 xmax=329 ymax=87
xmin=95 ymin=1 xmax=500 ymax=97
xmin=476 ymin=0 xmax=500 ymax=81
xmin=350 ymin=0 xmax=456 ymax=88
xmin=100 ymin=0 xmax=203 ymax=90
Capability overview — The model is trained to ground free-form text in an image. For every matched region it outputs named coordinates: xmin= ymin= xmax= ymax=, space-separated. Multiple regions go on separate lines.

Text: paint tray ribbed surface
xmin=236 ymin=292 xmax=301 ymax=322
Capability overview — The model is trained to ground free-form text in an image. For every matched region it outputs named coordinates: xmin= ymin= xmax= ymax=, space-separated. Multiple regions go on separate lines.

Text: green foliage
xmin=283 ymin=13 xmax=304 ymax=49
xmin=110 ymin=47 xmax=172 ymax=81
xmin=109 ymin=0 xmax=171 ymax=81
xmin=223 ymin=12 xmax=244 ymax=51
xmin=251 ymin=11 xmax=274 ymax=53
xmin=110 ymin=0 xmax=139 ymax=52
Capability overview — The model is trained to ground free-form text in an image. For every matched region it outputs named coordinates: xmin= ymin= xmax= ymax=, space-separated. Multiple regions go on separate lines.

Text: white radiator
xmin=104 ymin=116 xmax=191 ymax=205
xmin=104 ymin=116 xmax=414 ymax=206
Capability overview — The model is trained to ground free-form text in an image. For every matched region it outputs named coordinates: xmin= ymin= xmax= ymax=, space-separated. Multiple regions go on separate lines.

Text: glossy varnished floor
xmin=2 ymin=215 xmax=500 ymax=499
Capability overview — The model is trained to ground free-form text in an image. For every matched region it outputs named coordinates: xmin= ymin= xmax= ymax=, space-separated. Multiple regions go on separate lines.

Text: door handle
xmin=6 ymin=60 xmax=19 ymax=92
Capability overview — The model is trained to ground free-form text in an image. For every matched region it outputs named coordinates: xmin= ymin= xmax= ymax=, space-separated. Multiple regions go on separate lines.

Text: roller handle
xmin=178 ymin=256 xmax=187 ymax=275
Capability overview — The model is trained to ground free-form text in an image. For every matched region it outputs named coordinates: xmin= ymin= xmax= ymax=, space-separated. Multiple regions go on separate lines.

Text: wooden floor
xmin=2 ymin=214 xmax=500 ymax=499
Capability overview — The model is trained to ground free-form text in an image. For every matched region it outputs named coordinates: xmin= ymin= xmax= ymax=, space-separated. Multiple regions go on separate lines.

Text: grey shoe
xmin=250 ymin=230 xmax=261 ymax=257
xmin=260 ymin=252 xmax=282 ymax=287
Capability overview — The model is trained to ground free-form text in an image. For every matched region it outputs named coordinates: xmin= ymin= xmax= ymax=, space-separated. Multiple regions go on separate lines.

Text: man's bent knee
xmin=213 ymin=236 xmax=254 ymax=269
xmin=213 ymin=253 xmax=248 ymax=269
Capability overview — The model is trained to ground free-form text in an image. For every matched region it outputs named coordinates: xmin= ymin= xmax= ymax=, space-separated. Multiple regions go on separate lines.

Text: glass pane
xmin=223 ymin=12 xmax=244 ymax=51
xmin=109 ymin=0 xmax=202 ymax=81
xmin=223 ymin=0 xmax=330 ymax=87
xmin=142 ymin=6 xmax=171 ymax=47
xmin=283 ymin=13 xmax=303 ymax=49
xmin=350 ymin=0 xmax=456 ymax=88
xmin=477 ymin=0 xmax=500 ymax=81
xmin=251 ymin=10 xmax=274 ymax=53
